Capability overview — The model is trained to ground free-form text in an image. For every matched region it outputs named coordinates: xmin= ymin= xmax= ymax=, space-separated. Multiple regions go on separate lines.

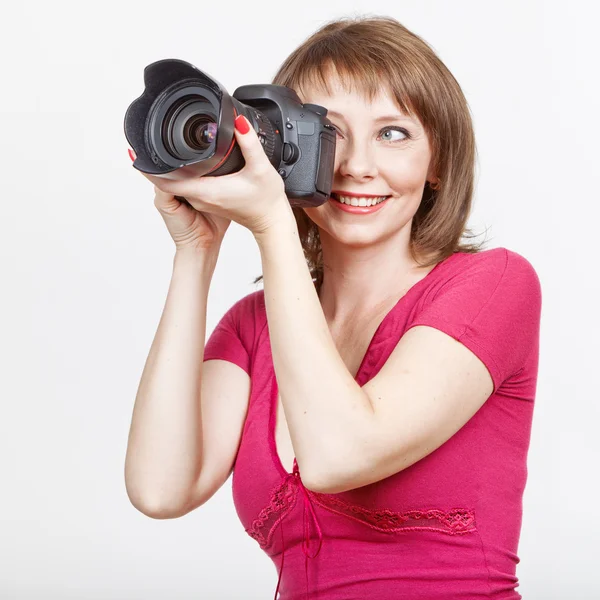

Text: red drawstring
xmin=273 ymin=507 xmax=285 ymax=600
xmin=273 ymin=458 xmax=323 ymax=600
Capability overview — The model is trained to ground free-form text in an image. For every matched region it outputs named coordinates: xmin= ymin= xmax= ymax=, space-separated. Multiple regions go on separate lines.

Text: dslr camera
xmin=124 ymin=59 xmax=336 ymax=208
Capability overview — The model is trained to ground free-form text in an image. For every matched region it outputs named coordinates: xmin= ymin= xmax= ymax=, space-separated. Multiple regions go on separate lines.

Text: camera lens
xmin=162 ymin=96 xmax=218 ymax=159
xmin=184 ymin=116 xmax=217 ymax=150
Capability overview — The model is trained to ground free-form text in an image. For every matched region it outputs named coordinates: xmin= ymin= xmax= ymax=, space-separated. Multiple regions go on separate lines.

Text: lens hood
xmin=124 ymin=59 xmax=238 ymax=181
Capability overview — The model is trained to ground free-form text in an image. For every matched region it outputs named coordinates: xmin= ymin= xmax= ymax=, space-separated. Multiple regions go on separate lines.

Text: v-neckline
xmin=267 ymin=254 xmax=455 ymax=478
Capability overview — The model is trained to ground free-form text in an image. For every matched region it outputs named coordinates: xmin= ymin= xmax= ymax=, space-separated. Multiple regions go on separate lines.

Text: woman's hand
xmin=130 ymin=115 xmax=294 ymax=247
xmin=149 ymin=183 xmax=232 ymax=253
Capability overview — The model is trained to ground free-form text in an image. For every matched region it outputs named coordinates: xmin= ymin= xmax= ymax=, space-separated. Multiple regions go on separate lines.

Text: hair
xmin=253 ymin=15 xmax=487 ymax=293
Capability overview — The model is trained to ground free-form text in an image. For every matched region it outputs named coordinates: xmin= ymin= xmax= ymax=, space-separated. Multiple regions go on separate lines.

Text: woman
xmin=125 ymin=16 xmax=542 ymax=600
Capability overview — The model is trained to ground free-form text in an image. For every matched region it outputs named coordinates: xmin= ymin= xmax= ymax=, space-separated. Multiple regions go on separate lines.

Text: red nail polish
xmin=128 ymin=148 xmax=136 ymax=161
xmin=234 ymin=115 xmax=250 ymax=134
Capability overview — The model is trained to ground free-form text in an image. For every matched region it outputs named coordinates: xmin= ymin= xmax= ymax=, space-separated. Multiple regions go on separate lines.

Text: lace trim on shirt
xmin=246 ymin=476 xmax=476 ymax=549
xmin=246 ymin=476 xmax=299 ymax=549
xmin=309 ymin=492 xmax=476 ymax=535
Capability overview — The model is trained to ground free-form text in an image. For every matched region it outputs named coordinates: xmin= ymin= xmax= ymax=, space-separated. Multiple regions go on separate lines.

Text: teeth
xmin=337 ymin=195 xmax=389 ymax=206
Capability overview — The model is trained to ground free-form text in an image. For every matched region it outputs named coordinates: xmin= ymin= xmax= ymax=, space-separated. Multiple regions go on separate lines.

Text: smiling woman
xmin=220 ymin=16 xmax=539 ymax=600
xmin=252 ymin=16 xmax=482 ymax=294
xmin=125 ymin=13 xmax=542 ymax=600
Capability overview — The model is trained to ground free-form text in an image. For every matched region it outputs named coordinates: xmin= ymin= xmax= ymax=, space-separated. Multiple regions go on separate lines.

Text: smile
xmin=329 ymin=193 xmax=392 ymax=214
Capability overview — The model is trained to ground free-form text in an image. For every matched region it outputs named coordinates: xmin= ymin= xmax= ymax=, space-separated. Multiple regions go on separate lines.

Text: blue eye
xmin=329 ymin=125 xmax=411 ymax=143
xmin=380 ymin=127 xmax=410 ymax=142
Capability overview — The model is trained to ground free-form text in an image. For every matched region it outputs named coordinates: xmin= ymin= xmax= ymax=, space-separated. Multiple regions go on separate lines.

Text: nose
xmin=336 ymin=139 xmax=378 ymax=182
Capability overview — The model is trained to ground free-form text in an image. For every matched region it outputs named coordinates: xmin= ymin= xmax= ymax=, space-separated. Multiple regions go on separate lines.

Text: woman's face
xmin=298 ymin=76 xmax=436 ymax=248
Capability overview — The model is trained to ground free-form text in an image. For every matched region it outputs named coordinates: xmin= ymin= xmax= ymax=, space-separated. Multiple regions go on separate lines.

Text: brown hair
xmin=253 ymin=15 xmax=487 ymax=292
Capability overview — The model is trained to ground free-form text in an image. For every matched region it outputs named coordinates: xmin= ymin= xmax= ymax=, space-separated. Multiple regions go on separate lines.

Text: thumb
xmin=233 ymin=115 xmax=270 ymax=169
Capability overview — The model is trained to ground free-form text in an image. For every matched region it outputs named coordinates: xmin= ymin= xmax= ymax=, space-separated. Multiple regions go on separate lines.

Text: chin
xmin=323 ymin=221 xmax=400 ymax=249
xmin=305 ymin=202 xmax=413 ymax=243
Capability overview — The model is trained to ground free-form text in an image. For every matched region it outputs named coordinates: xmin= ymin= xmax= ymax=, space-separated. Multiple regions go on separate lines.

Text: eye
xmin=329 ymin=124 xmax=411 ymax=143
xmin=379 ymin=126 xmax=410 ymax=143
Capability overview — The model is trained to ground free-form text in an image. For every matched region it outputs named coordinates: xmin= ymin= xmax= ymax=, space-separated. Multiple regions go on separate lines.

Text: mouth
xmin=329 ymin=192 xmax=392 ymax=214
xmin=330 ymin=192 xmax=391 ymax=215
xmin=330 ymin=192 xmax=391 ymax=207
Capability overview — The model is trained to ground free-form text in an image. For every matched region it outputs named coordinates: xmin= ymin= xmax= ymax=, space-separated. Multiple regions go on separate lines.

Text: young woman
xmin=125 ymin=16 xmax=542 ymax=600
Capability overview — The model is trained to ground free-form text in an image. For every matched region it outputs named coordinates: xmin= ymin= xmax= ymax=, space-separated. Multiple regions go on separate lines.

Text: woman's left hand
xmin=134 ymin=115 xmax=293 ymax=237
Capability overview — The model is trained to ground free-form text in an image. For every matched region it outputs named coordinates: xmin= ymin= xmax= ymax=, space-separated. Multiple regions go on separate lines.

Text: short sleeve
xmin=407 ymin=248 xmax=542 ymax=392
xmin=203 ymin=293 xmax=258 ymax=375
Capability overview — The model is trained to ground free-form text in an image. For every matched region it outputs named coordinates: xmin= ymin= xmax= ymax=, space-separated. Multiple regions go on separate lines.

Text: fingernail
xmin=128 ymin=148 xmax=136 ymax=161
xmin=234 ymin=115 xmax=250 ymax=135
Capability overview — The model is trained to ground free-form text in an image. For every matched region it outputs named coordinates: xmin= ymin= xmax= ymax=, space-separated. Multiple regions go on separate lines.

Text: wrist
xmin=253 ymin=202 xmax=298 ymax=248
xmin=174 ymin=246 xmax=220 ymax=273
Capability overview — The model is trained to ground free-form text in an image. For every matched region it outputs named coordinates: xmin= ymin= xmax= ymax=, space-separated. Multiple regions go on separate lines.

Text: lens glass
xmin=184 ymin=115 xmax=217 ymax=151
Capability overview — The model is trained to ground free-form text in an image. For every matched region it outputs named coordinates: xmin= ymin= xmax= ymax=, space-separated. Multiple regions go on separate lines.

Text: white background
xmin=1 ymin=0 xmax=598 ymax=598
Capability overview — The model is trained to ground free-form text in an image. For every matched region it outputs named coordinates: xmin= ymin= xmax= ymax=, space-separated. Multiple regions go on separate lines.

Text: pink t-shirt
xmin=203 ymin=247 xmax=542 ymax=600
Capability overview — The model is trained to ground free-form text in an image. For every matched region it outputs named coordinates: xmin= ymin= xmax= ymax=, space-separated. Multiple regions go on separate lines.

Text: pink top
xmin=203 ymin=247 xmax=542 ymax=600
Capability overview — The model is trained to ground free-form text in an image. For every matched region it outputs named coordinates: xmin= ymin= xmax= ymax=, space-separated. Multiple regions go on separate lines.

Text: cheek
xmin=378 ymin=153 xmax=430 ymax=190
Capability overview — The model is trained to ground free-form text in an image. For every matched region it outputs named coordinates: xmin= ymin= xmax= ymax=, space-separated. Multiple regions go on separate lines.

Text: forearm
xmin=255 ymin=211 xmax=375 ymax=489
xmin=125 ymin=249 xmax=218 ymax=514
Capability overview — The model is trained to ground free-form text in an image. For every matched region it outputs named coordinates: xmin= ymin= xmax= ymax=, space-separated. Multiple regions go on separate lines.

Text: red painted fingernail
xmin=128 ymin=148 xmax=136 ymax=161
xmin=234 ymin=115 xmax=250 ymax=134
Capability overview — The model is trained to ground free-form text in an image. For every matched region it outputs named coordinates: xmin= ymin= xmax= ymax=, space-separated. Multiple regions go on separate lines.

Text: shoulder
xmin=414 ymin=246 xmax=542 ymax=339
xmin=227 ymin=289 xmax=271 ymax=336
xmin=408 ymin=247 xmax=542 ymax=391
xmin=226 ymin=288 xmax=266 ymax=315
xmin=441 ymin=247 xmax=541 ymax=296
xmin=210 ymin=289 xmax=266 ymax=336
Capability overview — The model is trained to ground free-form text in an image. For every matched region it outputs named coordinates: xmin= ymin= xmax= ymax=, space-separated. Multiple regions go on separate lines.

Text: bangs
xmin=276 ymin=41 xmax=416 ymax=117
xmin=256 ymin=16 xmax=482 ymax=289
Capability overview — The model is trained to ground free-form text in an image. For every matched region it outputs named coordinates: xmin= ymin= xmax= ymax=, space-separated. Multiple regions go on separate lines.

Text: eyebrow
xmin=326 ymin=110 xmax=418 ymax=125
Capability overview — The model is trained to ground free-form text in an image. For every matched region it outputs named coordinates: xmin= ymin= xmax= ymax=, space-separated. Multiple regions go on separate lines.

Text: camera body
xmin=124 ymin=60 xmax=336 ymax=208
xmin=232 ymin=85 xmax=336 ymax=207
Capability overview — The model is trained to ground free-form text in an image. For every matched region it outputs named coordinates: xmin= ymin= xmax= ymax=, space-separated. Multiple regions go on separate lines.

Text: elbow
xmin=128 ymin=493 xmax=191 ymax=519
xmin=125 ymin=481 xmax=193 ymax=520
xmin=298 ymin=440 xmax=391 ymax=495
xmin=297 ymin=458 xmax=350 ymax=495
xmin=300 ymin=470 xmax=352 ymax=495
xmin=124 ymin=465 xmax=198 ymax=519
xmin=301 ymin=477 xmax=333 ymax=495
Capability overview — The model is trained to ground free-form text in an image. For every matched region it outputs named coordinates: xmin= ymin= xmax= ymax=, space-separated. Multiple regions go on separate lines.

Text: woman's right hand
xmin=130 ymin=150 xmax=231 ymax=253
xmin=153 ymin=186 xmax=232 ymax=253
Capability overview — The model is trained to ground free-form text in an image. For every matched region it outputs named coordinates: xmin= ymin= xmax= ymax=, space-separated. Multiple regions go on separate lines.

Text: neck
xmin=316 ymin=229 xmax=430 ymax=327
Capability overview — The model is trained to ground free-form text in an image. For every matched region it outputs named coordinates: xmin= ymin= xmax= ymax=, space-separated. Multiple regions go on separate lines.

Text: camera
xmin=123 ymin=59 xmax=336 ymax=208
